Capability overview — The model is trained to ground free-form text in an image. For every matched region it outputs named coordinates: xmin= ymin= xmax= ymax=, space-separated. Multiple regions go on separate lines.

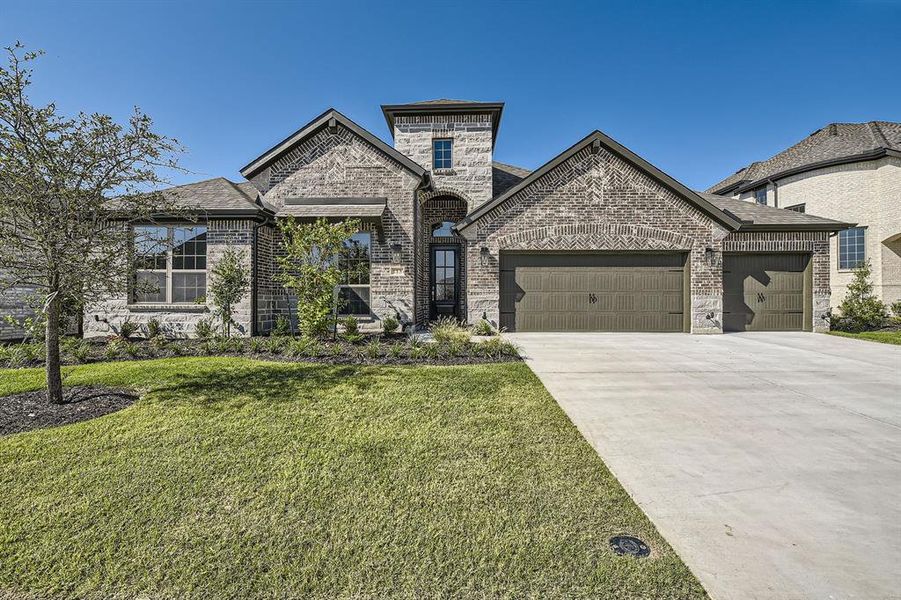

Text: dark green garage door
xmin=499 ymin=253 xmax=687 ymax=332
xmin=723 ymin=253 xmax=812 ymax=332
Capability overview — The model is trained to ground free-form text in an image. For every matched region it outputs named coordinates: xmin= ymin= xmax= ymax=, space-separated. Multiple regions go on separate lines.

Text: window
xmin=785 ymin=203 xmax=806 ymax=213
xmin=754 ymin=187 xmax=767 ymax=205
xmin=337 ymin=231 xmax=371 ymax=315
xmin=432 ymin=221 xmax=455 ymax=237
xmin=133 ymin=225 xmax=207 ymax=304
xmin=432 ymin=139 xmax=453 ymax=170
xmin=838 ymin=227 xmax=866 ymax=270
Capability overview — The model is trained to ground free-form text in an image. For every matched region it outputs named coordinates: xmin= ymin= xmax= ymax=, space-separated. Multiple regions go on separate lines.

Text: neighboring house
xmin=66 ymin=99 xmax=850 ymax=337
xmin=707 ymin=121 xmax=901 ymax=309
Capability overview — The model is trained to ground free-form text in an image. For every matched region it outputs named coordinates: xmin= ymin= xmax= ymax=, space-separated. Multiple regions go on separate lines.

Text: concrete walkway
xmin=508 ymin=332 xmax=901 ymax=600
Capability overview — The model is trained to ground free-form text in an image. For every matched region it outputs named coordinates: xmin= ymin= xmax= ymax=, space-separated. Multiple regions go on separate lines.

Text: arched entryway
xmin=417 ymin=193 xmax=469 ymax=325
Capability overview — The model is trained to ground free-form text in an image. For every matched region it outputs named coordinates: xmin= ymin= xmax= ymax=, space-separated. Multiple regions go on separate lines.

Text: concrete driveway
xmin=509 ymin=332 xmax=901 ymax=600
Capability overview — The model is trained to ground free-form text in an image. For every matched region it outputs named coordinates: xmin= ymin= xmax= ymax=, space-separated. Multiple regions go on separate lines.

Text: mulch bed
xmin=0 ymin=386 xmax=138 ymax=437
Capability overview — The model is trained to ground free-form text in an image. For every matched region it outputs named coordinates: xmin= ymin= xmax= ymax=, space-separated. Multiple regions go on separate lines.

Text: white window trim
xmin=837 ymin=226 xmax=867 ymax=272
xmin=132 ymin=225 xmax=207 ymax=305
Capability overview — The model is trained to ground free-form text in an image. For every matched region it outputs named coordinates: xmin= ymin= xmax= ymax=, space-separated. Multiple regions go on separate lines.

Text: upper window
xmin=432 ymin=221 xmax=455 ymax=237
xmin=133 ymin=225 xmax=207 ymax=304
xmin=432 ymin=139 xmax=453 ymax=170
xmin=337 ymin=232 xmax=371 ymax=316
xmin=838 ymin=227 xmax=866 ymax=270
xmin=785 ymin=203 xmax=806 ymax=213
xmin=754 ymin=187 xmax=767 ymax=205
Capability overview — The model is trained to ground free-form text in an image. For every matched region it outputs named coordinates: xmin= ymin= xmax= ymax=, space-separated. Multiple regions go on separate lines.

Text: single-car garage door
xmin=500 ymin=253 xmax=687 ymax=332
xmin=723 ymin=253 xmax=812 ymax=332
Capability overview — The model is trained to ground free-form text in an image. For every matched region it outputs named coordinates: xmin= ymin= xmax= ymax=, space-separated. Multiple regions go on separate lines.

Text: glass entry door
xmin=430 ymin=246 xmax=459 ymax=320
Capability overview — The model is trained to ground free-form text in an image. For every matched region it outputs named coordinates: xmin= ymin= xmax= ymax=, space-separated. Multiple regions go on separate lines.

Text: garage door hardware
xmin=609 ymin=535 xmax=650 ymax=558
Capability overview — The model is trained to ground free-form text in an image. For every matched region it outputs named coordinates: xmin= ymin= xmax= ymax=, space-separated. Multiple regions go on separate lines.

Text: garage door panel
xmin=500 ymin=253 xmax=686 ymax=332
xmin=723 ymin=254 xmax=810 ymax=332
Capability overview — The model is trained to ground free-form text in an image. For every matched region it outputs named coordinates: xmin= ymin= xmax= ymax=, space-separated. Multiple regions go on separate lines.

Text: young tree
xmin=208 ymin=248 xmax=249 ymax=337
xmin=0 ymin=43 xmax=182 ymax=404
xmin=276 ymin=217 xmax=361 ymax=337
xmin=837 ymin=259 xmax=887 ymax=331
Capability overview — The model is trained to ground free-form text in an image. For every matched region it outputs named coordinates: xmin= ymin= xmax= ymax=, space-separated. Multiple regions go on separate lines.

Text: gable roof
xmin=457 ymin=130 xmax=743 ymax=233
xmin=707 ymin=121 xmax=901 ymax=195
xmin=159 ymin=177 xmax=270 ymax=217
xmin=239 ymin=108 xmax=427 ymax=181
xmin=699 ymin=193 xmax=852 ymax=231
xmin=380 ymin=100 xmax=505 ymax=146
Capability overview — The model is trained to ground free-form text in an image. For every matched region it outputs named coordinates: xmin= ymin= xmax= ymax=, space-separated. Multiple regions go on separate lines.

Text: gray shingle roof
xmin=161 ymin=177 xmax=268 ymax=215
xmin=491 ymin=161 xmax=531 ymax=199
xmin=699 ymin=193 xmax=851 ymax=230
xmin=707 ymin=121 xmax=901 ymax=194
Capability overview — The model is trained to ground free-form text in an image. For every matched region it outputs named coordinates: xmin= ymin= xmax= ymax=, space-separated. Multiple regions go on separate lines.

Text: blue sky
xmin=2 ymin=0 xmax=899 ymax=190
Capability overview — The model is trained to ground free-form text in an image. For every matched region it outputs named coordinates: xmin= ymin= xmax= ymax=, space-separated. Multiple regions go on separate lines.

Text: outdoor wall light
xmin=704 ymin=247 xmax=715 ymax=266
xmin=390 ymin=244 xmax=403 ymax=263
xmin=480 ymin=246 xmax=490 ymax=265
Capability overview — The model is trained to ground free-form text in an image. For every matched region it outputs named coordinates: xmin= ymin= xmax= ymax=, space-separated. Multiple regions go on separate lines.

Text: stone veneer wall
xmin=465 ymin=144 xmax=730 ymax=333
xmin=83 ymin=218 xmax=256 ymax=339
xmin=250 ymin=123 xmax=422 ymax=327
xmin=393 ymin=113 xmax=493 ymax=210
xmin=415 ymin=194 xmax=469 ymax=325
xmin=722 ymin=230 xmax=832 ymax=332
xmin=0 ymin=282 xmax=37 ymax=341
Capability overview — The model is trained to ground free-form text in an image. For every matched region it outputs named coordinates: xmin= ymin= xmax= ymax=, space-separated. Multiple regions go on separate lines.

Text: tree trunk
xmin=45 ymin=293 xmax=64 ymax=405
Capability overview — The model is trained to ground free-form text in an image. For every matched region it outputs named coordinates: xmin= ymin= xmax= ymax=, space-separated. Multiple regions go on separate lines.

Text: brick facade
xmin=464 ymin=145 xmax=731 ymax=333
xmin=416 ymin=193 xmax=469 ymax=324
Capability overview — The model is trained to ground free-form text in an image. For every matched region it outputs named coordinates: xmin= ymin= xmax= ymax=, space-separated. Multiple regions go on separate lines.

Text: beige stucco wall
xmin=730 ymin=157 xmax=901 ymax=309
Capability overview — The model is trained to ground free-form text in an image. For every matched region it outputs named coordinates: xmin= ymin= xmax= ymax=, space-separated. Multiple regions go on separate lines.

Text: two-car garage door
xmin=500 ymin=253 xmax=687 ymax=332
xmin=499 ymin=252 xmax=812 ymax=332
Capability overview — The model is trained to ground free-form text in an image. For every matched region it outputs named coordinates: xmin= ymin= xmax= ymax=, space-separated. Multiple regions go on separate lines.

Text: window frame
xmin=838 ymin=226 xmax=866 ymax=271
xmin=784 ymin=203 xmax=806 ymax=213
xmin=336 ymin=231 xmax=372 ymax=317
xmin=131 ymin=224 xmax=208 ymax=305
xmin=754 ymin=187 xmax=767 ymax=205
xmin=432 ymin=138 xmax=453 ymax=171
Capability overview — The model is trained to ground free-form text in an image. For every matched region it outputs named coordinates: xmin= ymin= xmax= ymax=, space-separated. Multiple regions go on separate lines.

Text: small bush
xmin=170 ymin=342 xmax=187 ymax=356
xmin=195 ymin=318 xmax=215 ymax=339
xmin=340 ymin=316 xmax=360 ymax=341
xmin=151 ymin=335 xmax=168 ymax=352
xmin=388 ymin=343 xmax=404 ymax=359
xmin=145 ymin=318 xmax=162 ymax=339
xmin=365 ymin=340 xmax=382 ymax=360
xmin=382 ymin=315 xmax=400 ymax=335
xmin=3 ymin=344 xmax=28 ymax=368
xmin=72 ymin=341 xmax=91 ymax=363
xmin=272 ymin=315 xmax=292 ymax=337
xmin=288 ymin=338 xmax=312 ymax=357
xmin=471 ymin=319 xmax=496 ymax=337
xmin=249 ymin=338 xmax=266 ymax=354
xmin=431 ymin=317 xmax=471 ymax=346
xmin=265 ymin=336 xmax=285 ymax=354
xmin=835 ymin=260 xmax=887 ymax=331
xmin=119 ymin=319 xmax=138 ymax=341
xmin=891 ymin=300 xmax=901 ymax=318
xmin=104 ymin=340 xmax=121 ymax=360
xmin=123 ymin=342 xmax=140 ymax=358
xmin=22 ymin=342 xmax=44 ymax=363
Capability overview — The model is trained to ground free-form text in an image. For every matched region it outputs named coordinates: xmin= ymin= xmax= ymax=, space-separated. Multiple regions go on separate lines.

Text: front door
xmin=430 ymin=246 xmax=459 ymax=320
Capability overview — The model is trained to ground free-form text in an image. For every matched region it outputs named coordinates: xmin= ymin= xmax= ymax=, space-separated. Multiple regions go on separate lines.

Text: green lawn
xmin=827 ymin=330 xmax=901 ymax=345
xmin=0 ymin=358 xmax=705 ymax=599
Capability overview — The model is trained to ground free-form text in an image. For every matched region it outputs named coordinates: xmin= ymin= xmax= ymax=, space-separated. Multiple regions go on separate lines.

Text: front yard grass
xmin=0 ymin=358 xmax=705 ymax=599
xmin=827 ymin=330 xmax=901 ymax=345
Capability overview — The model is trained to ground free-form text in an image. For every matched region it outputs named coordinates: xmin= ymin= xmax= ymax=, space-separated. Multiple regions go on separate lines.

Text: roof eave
xmin=733 ymin=148 xmax=899 ymax=193
xmin=380 ymin=102 xmax=505 ymax=144
xmin=457 ymin=130 xmax=742 ymax=233
xmin=735 ymin=221 xmax=855 ymax=233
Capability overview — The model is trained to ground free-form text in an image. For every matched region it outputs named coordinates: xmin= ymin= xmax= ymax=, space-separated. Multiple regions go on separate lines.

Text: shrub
xmin=272 ymin=315 xmax=291 ymax=337
xmin=265 ymin=336 xmax=285 ymax=354
xmin=471 ymin=319 xmax=496 ymax=336
xmin=170 ymin=342 xmax=187 ymax=356
xmin=388 ymin=342 xmax=404 ymax=359
xmin=249 ymin=337 xmax=266 ymax=354
xmin=72 ymin=341 xmax=91 ymax=363
xmin=119 ymin=319 xmax=138 ymax=341
xmin=145 ymin=318 xmax=162 ymax=339
xmin=3 ymin=344 xmax=28 ymax=367
xmin=123 ymin=342 xmax=140 ymax=358
xmin=104 ymin=340 xmax=121 ymax=360
xmin=365 ymin=340 xmax=382 ymax=360
xmin=836 ymin=261 xmax=887 ymax=331
xmin=288 ymin=338 xmax=312 ymax=357
xmin=208 ymin=247 xmax=250 ymax=337
xmin=151 ymin=335 xmax=168 ymax=352
xmin=195 ymin=318 xmax=215 ymax=339
xmin=22 ymin=342 xmax=44 ymax=363
xmin=431 ymin=317 xmax=471 ymax=345
xmin=382 ymin=315 xmax=400 ymax=335
xmin=340 ymin=316 xmax=359 ymax=336
xmin=891 ymin=300 xmax=901 ymax=318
